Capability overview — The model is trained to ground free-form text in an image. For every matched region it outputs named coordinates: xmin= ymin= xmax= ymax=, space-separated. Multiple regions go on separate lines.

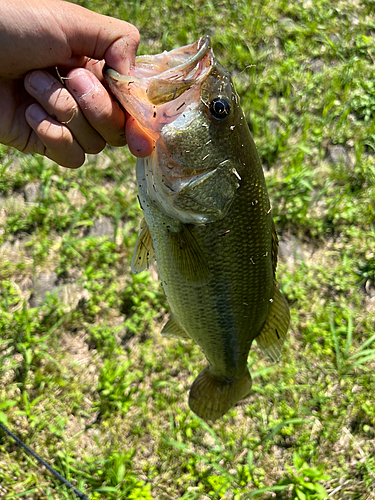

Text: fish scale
xmin=105 ymin=36 xmax=290 ymax=420
xmin=136 ymin=118 xmax=274 ymax=386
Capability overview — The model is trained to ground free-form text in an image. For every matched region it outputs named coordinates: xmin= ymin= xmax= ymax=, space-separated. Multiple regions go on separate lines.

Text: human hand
xmin=0 ymin=0 xmax=153 ymax=168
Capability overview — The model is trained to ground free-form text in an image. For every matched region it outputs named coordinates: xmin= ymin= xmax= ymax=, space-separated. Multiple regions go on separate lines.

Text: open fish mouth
xmin=105 ymin=36 xmax=235 ymax=224
xmin=104 ymin=36 xmax=214 ymax=138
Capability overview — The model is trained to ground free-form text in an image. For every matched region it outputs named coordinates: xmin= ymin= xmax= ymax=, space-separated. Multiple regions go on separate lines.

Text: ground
xmin=1 ymin=0 xmax=375 ymax=499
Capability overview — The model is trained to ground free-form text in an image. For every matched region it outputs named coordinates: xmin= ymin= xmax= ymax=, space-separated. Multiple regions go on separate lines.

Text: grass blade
xmin=344 ymin=316 xmax=353 ymax=358
xmin=242 ymin=485 xmax=289 ymax=498
xmin=329 ymin=317 xmax=342 ymax=373
xmin=255 ymin=418 xmax=312 ymax=447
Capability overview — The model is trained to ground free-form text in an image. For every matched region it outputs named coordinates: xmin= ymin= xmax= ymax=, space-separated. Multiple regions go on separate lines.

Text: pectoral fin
xmin=167 ymin=224 xmax=210 ymax=285
xmin=131 ymin=219 xmax=156 ymax=274
xmin=161 ymin=314 xmax=191 ymax=340
xmin=256 ymin=288 xmax=290 ymax=362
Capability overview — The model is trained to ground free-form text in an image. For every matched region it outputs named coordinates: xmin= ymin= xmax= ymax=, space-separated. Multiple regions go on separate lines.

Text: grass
xmin=1 ymin=0 xmax=375 ymax=498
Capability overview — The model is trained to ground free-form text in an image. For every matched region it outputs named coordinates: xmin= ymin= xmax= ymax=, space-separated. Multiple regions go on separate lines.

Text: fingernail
xmin=27 ymin=71 xmax=54 ymax=92
xmin=27 ymin=104 xmax=47 ymax=123
xmin=68 ymin=70 xmax=96 ymax=97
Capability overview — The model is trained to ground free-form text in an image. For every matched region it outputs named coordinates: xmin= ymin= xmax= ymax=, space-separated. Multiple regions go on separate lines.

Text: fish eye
xmin=209 ymin=98 xmax=231 ymax=121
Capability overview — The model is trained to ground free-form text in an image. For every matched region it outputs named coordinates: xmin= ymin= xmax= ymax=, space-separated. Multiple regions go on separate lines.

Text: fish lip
xmin=104 ymin=36 xmax=211 ymax=84
xmin=104 ymin=36 xmax=214 ymax=107
xmin=103 ymin=36 xmax=215 ymax=138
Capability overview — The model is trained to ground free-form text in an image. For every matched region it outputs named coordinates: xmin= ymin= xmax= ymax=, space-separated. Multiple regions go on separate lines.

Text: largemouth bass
xmin=105 ymin=36 xmax=290 ymax=421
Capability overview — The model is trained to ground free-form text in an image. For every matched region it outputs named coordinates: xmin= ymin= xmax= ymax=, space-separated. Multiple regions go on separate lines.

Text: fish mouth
xmin=104 ymin=36 xmax=214 ymax=139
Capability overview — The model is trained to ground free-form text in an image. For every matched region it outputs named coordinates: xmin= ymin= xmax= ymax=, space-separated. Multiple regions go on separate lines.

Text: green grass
xmin=1 ymin=0 xmax=375 ymax=498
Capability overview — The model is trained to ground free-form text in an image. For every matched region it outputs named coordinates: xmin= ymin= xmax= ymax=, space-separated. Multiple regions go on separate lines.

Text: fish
xmin=104 ymin=36 xmax=290 ymax=421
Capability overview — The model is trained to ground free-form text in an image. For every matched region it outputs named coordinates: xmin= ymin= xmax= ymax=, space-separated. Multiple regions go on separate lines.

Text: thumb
xmin=62 ymin=2 xmax=140 ymax=74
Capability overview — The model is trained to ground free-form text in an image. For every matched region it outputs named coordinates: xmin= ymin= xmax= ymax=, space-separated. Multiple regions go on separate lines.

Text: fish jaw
xmin=104 ymin=36 xmax=213 ymax=140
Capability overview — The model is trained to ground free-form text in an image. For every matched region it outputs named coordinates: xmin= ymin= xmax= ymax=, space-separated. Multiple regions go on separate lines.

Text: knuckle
xmin=89 ymin=101 xmax=113 ymax=123
xmin=49 ymin=88 xmax=79 ymax=122
xmin=25 ymin=118 xmax=86 ymax=168
xmin=38 ymin=122 xmax=74 ymax=146
xmin=20 ymin=131 xmax=46 ymax=156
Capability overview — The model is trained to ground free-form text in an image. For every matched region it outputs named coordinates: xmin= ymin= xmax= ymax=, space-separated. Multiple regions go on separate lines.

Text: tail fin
xmin=188 ymin=367 xmax=252 ymax=421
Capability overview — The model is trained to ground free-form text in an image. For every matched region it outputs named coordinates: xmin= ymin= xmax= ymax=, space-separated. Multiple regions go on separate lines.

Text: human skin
xmin=0 ymin=0 xmax=153 ymax=168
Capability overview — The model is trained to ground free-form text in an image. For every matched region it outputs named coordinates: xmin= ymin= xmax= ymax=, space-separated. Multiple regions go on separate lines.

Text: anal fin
xmin=131 ymin=218 xmax=156 ymax=274
xmin=256 ymin=288 xmax=290 ymax=362
xmin=161 ymin=314 xmax=191 ymax=340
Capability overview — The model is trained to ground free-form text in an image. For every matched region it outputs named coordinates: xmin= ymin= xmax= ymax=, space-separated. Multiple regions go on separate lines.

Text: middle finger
xmin=24 ymin=70 xmax=105 ymax=154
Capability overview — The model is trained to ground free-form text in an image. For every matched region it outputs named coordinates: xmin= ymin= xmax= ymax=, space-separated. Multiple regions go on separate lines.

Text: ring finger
xmin=24 ymin=69 xmax=105 ymax=154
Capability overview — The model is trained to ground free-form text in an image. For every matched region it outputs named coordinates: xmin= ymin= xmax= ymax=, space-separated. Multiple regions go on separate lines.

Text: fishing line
xmin=0 ymin=422 xmax=89 ymax=500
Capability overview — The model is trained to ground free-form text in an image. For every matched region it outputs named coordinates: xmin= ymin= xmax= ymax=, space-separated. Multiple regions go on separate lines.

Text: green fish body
xmin=105 ymin=37 xmax=290 ymax=420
